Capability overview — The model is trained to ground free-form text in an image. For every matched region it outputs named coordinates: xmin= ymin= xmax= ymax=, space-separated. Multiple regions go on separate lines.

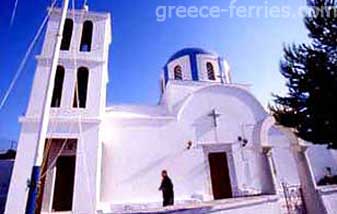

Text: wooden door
xmin=208 ymin=152 xmax=232 ymax=199
xmin=52 ymin=155 xmax=76 ymax=211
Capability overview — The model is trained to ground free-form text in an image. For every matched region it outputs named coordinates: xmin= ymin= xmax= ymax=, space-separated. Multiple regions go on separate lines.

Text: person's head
xmin=161 ymin=170 xmax=168 ymax=178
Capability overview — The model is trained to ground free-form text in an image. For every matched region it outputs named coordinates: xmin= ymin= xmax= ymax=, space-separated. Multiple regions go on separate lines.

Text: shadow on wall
xmin=121 ymin=151 xmax=185 ymax=184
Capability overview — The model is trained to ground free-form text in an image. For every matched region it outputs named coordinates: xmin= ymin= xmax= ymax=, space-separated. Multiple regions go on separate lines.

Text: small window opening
xmin=73 ymin=67 xmax=89 ymax=108
xmin=60 ymin=19 xmax=73 ymax=51
xmin=174 ymin=65 xmax=183 ymax=80
xmin=80 ymin=21 xmax=93 ymax=52
xmin=207 ymin=62 xmax=216 ymax=80
xmin=51 ymin=66 xmax=65 ymax=107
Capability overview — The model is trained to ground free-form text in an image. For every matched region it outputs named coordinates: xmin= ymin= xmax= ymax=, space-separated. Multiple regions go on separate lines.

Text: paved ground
xmin=108 ymin=195 xmax=279 ymax=214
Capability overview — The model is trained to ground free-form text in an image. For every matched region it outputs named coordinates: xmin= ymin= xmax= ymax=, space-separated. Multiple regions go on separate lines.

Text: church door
xmin=208 ymin=152 xmax=232 ymax=199
xmin=52 ymin=155 xmax=76 ymax=211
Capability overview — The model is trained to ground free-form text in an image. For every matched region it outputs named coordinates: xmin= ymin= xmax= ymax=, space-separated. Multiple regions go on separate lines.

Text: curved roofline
xmin=163 ymin=48 xmax=220 ymax=84
xmin=167 ymin=47 xmax=218 ymax=63
xmin=177 ymin=84 xmax=268 ymax=121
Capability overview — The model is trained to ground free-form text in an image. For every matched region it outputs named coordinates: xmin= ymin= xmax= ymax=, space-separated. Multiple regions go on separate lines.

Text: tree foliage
xmin=270 ymin=0 xmax=337 ymax=149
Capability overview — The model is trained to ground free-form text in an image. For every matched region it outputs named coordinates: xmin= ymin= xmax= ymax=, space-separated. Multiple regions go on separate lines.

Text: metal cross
xmin=208 ymin=109 xmax=221 ymax=127
xmin=217 ymin=73 xmax=225 ymax=84
xmin=217 ymin=60 xmax=226 ymax=84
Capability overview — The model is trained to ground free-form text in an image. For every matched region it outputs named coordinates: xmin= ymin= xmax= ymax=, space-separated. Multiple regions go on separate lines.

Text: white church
xmin=4 ymin=7 xmax=337 ymax=214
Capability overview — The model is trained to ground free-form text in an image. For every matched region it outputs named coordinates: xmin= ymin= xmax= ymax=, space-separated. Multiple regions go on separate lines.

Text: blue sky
xmin=0 ymin=0 xmax=310 ymax=149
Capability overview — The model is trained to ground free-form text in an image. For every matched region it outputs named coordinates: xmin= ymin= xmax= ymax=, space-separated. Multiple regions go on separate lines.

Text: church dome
xmin=161 ymin=48 xmax=231 ymax=89
xmin=167 ymin=48 xmax=215 ymax=63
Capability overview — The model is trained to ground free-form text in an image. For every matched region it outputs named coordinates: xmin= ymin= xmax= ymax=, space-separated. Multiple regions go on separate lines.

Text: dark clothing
xmin=317 ymin=175 xmax=337 ymax=186
xmin=159 ymin=176 xmax=174 ymax=206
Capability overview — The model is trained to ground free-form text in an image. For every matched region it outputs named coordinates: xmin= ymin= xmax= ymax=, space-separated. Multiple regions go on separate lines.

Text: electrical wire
xmin=0 ymin=0 xmax=58 ymax=111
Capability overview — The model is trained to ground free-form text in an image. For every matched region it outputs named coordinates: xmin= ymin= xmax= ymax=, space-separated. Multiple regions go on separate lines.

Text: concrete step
xmin=99 ymin=195 xmax=280 ymax=214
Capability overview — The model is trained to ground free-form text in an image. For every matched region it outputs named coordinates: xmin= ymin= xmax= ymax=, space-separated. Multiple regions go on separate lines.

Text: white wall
xmin=100 ymin=84 xmax=274 ymax=208
xmin=268 ymin=129 xmax=301 ymax=187
xmin=101 ymin=119 xmax=202 ymax=204
xmin=167 ymin=56 xmax=192 ymax=81
xmin=5 ymin=8 xmax=110 ymax=214
xmin=5 ymin=123 xmax=40 ymax=214
xmin=318 ymin=186 xmax=337 ymax=214
xmin=42 ymin=9 xmax=111 ymax=62
xmin=307 ymin=145 xmax=337 ymax=183
xmin=196 ymin=54 xmax=221 ymax=83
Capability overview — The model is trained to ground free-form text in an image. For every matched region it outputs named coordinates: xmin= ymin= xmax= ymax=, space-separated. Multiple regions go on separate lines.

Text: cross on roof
xmin=207 ymin=109 xmax=222 ymax=127
xmin=217 ymin=73 xmax=225 ymax=84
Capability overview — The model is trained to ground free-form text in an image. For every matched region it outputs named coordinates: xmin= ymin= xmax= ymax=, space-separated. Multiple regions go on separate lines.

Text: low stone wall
xmin=318 ymin=185 xmax=337 ymax=214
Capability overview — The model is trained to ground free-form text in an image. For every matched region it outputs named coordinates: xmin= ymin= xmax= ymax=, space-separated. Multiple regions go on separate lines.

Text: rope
xmin=17 ymin=1 xmax=96 ymax=210
xmin=72 ymin=0 xmax=97 ymax=209
xmin=35 ymin=0 xmax=71 ymax=183
xmin=34 ymin=119 xmax=60 ymax=210
xmin=20 ymin=1 xmax=65 ymax=211
xmin=37 ymin=0 xmax=95 ymax=209
xmin=0 ymin=0 xmax=58 ymax=111
xmin=83 ymin=0 xmax=88 ymax=8
xmin=37 ymin=122 xmax=78 ymax=211
xmin=39 ymin=138 xmax=68 ymax=179
xmin=10 ymin=0 xmax=19 ymax=27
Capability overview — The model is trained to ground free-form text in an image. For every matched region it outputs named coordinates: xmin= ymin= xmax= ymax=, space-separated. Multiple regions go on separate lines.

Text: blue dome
xmin=163 ymin=47 xmax=221 ymax=85
xmin=167 ymin=48 xmax=216 ymax=63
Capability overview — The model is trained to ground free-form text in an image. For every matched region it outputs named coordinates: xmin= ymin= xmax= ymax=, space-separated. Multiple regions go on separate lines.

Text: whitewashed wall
xmin=196 ymin=54 xmax=221 ymax=83
xmin=268 ymin=128 xmax=301 ymax=188
xmin=318 ymin=186 xmax=337 ymax=214
xmin=5 ymin=9 xmax=111 ymax=214
xmin=307 ymin=145 xmax=337 ymax=183
xmin=100 ymin=83 xmax=275 ymax=209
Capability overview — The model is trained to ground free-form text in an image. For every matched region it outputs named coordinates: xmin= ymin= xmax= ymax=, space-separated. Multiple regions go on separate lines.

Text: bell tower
xmin=5 ymin=7 xmax=111 ymax=214
xmin=26 ymin=7 xmax=111 ymax=118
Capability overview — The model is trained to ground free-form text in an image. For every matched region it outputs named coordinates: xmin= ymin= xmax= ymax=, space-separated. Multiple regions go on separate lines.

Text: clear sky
xmin=0 ymin=0 xmax=310 ymax=149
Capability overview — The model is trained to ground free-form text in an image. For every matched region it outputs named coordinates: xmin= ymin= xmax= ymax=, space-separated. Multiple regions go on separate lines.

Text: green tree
xmin=270 ymin=0 xmax=337 ymax=149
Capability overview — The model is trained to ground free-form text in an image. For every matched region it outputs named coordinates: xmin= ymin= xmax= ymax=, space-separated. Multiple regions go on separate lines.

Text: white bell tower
xmin=5 ymin=7 xmax=111 ymax=214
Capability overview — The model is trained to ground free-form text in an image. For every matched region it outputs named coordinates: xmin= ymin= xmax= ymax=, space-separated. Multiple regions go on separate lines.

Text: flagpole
xmin=25 ymin=0 xmax=70 ymax=213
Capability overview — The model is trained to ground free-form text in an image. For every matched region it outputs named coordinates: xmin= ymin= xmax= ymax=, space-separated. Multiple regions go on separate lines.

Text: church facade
xmin=5 ymin=8 xmax=337 ymax=214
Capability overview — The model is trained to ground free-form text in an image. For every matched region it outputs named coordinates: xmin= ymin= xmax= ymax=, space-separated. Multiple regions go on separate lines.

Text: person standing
xmin=159 ymin=170 xmax=174 ymax=207
xmin=318 ymin=167 xmax=337 ymax=185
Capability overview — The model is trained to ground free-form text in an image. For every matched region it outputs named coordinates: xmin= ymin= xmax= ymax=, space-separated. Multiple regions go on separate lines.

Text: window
xmin=51 ymin=66 xmax=65 ymax=107
xmin=207 ymin=62 xmax=216 ymax=80
xmin=174 ymin=65 xmax=183 ymax=80
xmin=160 ymin=79 xmax=164 ymax=94
xmin=73 ymin=67 xmax=89 ymax=108
xmin=80 ymin=21 xmax=93 ymax=52
xmin=60 ymin=19 xmax=73 ymax=51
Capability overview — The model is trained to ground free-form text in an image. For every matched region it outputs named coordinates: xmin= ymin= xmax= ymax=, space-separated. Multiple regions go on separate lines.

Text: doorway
xmin=52 ymin=155 xmax=76 ymax=211
xmin=208 ymin=152 xmax=232 ymax=199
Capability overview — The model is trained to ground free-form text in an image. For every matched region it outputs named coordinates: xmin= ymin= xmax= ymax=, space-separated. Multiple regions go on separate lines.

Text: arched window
xmin=80 ymin=21 xmax=93 ymax=52
xmin=60 ymin=19 xmax=73 ymax=50
xmin=174 ymin=65 xmax=183 ymax=80
xmin=51 ymin=66 xmax=65 ymax=107
xmin=73 ymin=67 xmax=89 ymax=108
xmin=160 ymin=79 xmax=164 ymax=94
xmin=207 ymin=62 xmax=216 ymax=80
